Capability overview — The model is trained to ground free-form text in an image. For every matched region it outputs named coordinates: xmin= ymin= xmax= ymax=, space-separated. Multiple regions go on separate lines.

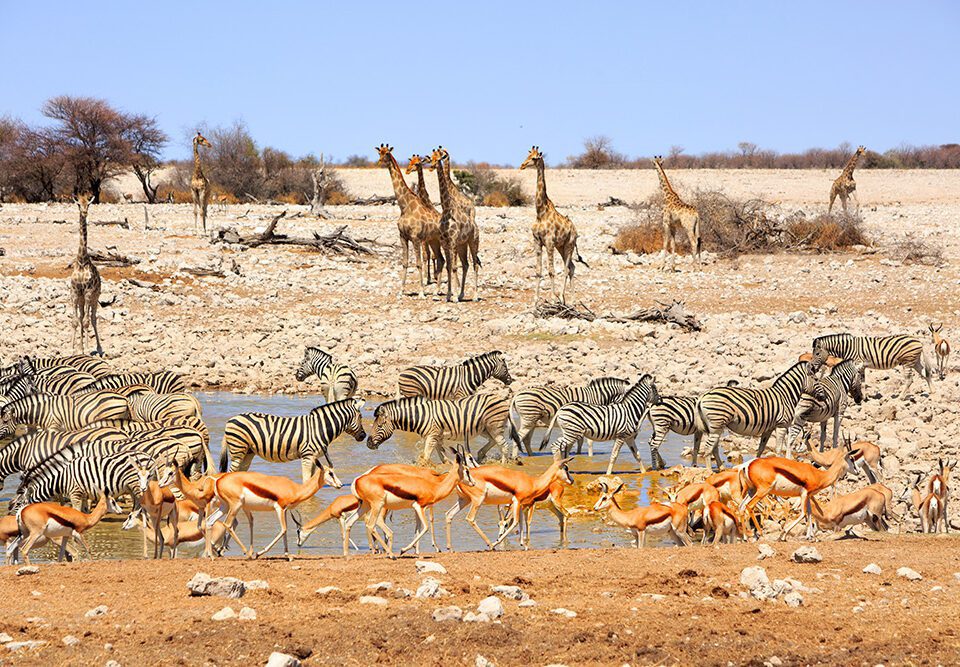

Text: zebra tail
xmin=506 ymin=418 xmax=522 ymax=450
xmin=693 ymin=398 xmax=709 ymax=438
xmin=218 ymin=439 xmax=229 ymax=474
xmin=538 ymin=411 xmax=561 ymax=452
xmin=201 ymin=437 xmax=217 ymax=474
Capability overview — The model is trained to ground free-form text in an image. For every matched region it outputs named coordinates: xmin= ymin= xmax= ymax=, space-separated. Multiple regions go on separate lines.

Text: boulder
xmin=476 ymin=596 xmax=504 ymax=620
xmin=791 ymin=546 xmax=822 ymax=563
xmin=266 ymin=652 xmax=302 ymax=667
xmin=432 ymin=606 xmax=463 ymax=622
xmin=187 ymin=572 xmax=246 ymax=599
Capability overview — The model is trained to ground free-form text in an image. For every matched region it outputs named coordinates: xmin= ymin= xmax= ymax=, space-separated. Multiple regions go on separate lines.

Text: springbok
xmin=702 ymin=501 xmax=745 ymax=545
xmin=807 ymin=484 xmax=892 ymax=537
xmin=908 ymin=473 xmax=943 ymax=533
xmin=348 ymin=448 xmax=474 ymax=556
xmin=213 ymin=466 xmax=343 ymax=559
xmin=798 ymin=433 xmax=882 ymax=483
xmin=168 ymin=464 xmax=226 ymax=558
xmin=126 ymin=503 xmax=232 ymax=557
xmin=16 ymin=493 xmax=121 ymax=565
xmin=674 ymin=482 xmax=721 ymax=525
xmin=929 ymin=324 xmax=951 ymax=380
xmin=705 ymin=469 xmax=745 ymax=506
xmin=925 ymin=460 xmax=954 ymax=532
xmin=739 ymin=447 xmax=855 ymax=539
xmin=296 ymin=494 xmax=362 ymax=556
xmin=592 ymin=481 xmax=691 ymax=548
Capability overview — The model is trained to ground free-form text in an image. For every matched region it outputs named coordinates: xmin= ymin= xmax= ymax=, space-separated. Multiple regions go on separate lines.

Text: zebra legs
xmin=606 ymin=436 xmax=645 ymax=476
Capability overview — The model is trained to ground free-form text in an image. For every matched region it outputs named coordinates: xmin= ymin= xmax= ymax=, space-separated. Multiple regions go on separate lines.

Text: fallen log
xmin=213 ymin=212 xmax=376 ymax=255
xmin=606 ymin=300 xmax=702 ymax=332
xmin=533 ymin=301 xmax=597 ymax=321
xmin=350 ymin=194 xmax=396 ymax=206
xmin=68 ymin=248 xmax=140 ymax=268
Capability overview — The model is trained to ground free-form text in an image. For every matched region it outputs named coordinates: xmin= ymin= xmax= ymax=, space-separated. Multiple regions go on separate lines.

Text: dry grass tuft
xmin=893 ymin=234 xmax=944 ymax=266
xmin=482 ymin=191 xmax=511 ymax=207
xmin=325 ymin=191 xmax=351 ymax=206
xmin=156 ymin=186 xmax=193 ymax=204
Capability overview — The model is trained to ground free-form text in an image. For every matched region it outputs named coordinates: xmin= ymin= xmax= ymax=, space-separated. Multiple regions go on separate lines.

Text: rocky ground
xmin=2 ymin=537 xmax=960 ymax=665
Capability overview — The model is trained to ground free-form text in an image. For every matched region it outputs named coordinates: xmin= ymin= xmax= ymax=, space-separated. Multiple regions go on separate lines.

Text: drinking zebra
xmin=509 ymin=377 xmax=630 ymax=455
xmin=220 ymin=398 xmax=365 ymax=482
xmin=787 ymin=359 xmax=866 ymax=452
xmin=2 ymin=355 xmax=112 ymax=380
xmin=538 ymin=375 xmax=660 ymax=469
xmin=294 ymin=346 xmax=358 ymax=403
xmin=810 ymin=333 xmax=932 ymax=398
xmin=0 ymin=391 xmax=130 ymax=438
xmin=397 ymin=351 xmax=513 ymax=400
xmin=0 ymin=427 xmax=127 ymax=487
xmin=1 ymin=366 xmax=97 ymax=398
xmin=694 ymin=361 xmax=810 ymax=469
xmin=367 ymin=394 xmax=521 ymax=464
xmin=86 ymin=371 xmax=187 ymax=395
xmin=127 ymin=392 xmax=203 ymax=422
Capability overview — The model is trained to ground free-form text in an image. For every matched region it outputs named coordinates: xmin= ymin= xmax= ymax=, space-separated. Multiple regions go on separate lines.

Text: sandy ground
xmin=1 ymin=536 xmax=959 ymax=666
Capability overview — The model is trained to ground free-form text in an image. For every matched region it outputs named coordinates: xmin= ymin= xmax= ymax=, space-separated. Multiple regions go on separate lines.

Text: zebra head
xmin=624 ymin=375 xmax=660 ymax=408
xmin=488 ymin=352 xmax=514 ymax=386
xmin=346 ymin=398 xmax=367 ymax=442
xmin=592 ymin=480 xmax=624 ymax=512
xmin=848 ymin=360 xmax=867 ymax=405
xmin=295 ymin=347 xmax=332 ymax=382
xmin=366 ymin=402 xmax=395 ymax=450
xmin=17 ymin=356 xmax=35 ymax=376
xmin=0 ymin=403 xmax=16 ymax=438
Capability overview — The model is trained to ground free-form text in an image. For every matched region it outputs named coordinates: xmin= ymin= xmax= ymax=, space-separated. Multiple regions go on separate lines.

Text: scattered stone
xmin=62 ymin=635 xmax=80 ymax=647
xmin=783 ymin=592 xmax=804 ymax=608
xmin=0 ymin=633 xmax=12 ymax=644
xmin=432 ymin=606 xmax=464 ymax=622
xmin=6 ymin=641 xmax=46 ymax=651
xmin=896 ymin=567 xmax=922 ymax=581
xmin=740 ymin=566 xmax=770 ymax=590
xmin=767 ymin=657 xmax=783 ymax=667
xmin=931 ymin=586 xmax=944 ymax=593
xmin=641 ymin=593 xmax=667 ymax=602
xmin=187 ymin=572 xmax=246 ymax=598
xmin=477 ymin=596 xmax=505 ymax=620
xmin=105 ymin=661 xmax=121 ymax=667
xmin=211 ymin=607 xmax=237 ymax=621
xmin=852 ymin=605 xmax=865 ymax=614
xmin=791 ymin=546 xmax=822 ymax=563
xmin=518 ymin=599 xmax=537 ymax=608
xmin=244 ymin=579 xmax=270 ymax=591
xmin=104 ymin=643 xmax=114 ymax=652
xmin=85 ymin=605 xmax=109 ymax=618
xmin=415 ymin=577 xmax=448 ymax=599
xmin=476 ymin=655 xmax=496 ymax=667
xmin=551 ymin=608 xmax=577 ymax=618
xmin=392 ymin=588 xmax=414 ymax=599
xmin=315 ymin=586 xmax=342 ymax=596
xmin=416 ymin=560 xmax=447 ymax=575
xmin=463 ymin=611 xmax=491 ymax=623
xmin=367 ymin=581 xmax=393 ymax=592
xmin=266 ymin=652 xmax=302 ymax=667
xmin=757 ymin=544 xmax=776 ymax=560
xmin=239 ymin=607 xmax=257 ymax=620
xmin=359 ymin=595 xmax=388 ymax=606
xmin=491 ymin=585 xmax=528 ymax=601
xmin=863 ymin=563 xmax=882 ymax=575
xmin=15 ymin=566 xmax=39 ymax=576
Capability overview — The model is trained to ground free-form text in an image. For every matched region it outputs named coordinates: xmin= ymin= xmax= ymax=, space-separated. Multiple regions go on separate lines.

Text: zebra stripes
xmin=1 ymin=355 xmax=112 ymax=380
xmin=86 ymin=371 xmax=186 ymax=395
xmin=812 ymin=333 xmax=931 ymax=397
xmin=368 ymin=393 xmax=520 ymax=464
xmin=0 ymin=391 xmax=130 ymax=438
xmin=695 ymin=361 xmax=810 ymax=468
xmin=538 ymin=375 xmax=660 ymax=469
xmin=510 ymin=377 xmax=630 ymax=454
xmin=0 ymin=427 xmax=127 ymax=486
xmin=295 ymin=346 xmax=359 ymax=403
xmin=787 ymin=359 xmax=866 ymax=451
xmin=220 ymin=398 xmax=366 ymax=482
xmin=1 ymin=367 xmax=97 ymax=400
xmin=645 ymin=381 xmax=739 ymax=471
xmin=128 ymin=392 xmax=203 ymax=422
xmin=397 ymin=351 xmax=513 ymax=400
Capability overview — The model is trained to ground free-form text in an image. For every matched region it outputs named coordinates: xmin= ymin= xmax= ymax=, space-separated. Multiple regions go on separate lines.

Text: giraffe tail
xmin=575 ymin=247 xmax=589 ymax=269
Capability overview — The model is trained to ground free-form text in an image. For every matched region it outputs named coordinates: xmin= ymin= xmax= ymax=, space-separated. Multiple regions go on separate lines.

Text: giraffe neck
xmin=383 ymin=154 xmax=416 ymax=213
xmin=77 ymin=209 xmax=89 ymax=260
xmin=193 ymin=142 xmax=204 ymax=179
xmin=435 ymin=159 xmax=453 ymax=207
xmin=416 ymin=165 xmax=428 ymax=195
xmin=841 ymin=152 xmax=860 ymax=179
xmin=534 ymin=159 xmax=549 ymax=214
xmin=655 ymin=163 xmax=682 ymax=205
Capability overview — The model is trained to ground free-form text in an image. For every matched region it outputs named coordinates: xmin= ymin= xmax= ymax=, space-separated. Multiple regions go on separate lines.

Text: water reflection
xmin=1 ymin=392 xmax=687 ymax=561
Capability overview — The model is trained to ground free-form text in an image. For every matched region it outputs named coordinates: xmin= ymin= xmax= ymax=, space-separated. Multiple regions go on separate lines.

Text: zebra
xmin=127 ymin=392 xmax=203 ymax=422
xmin=509 ymin=377 xmax=630 ymax=455
xmin=76 ymin=418 xmax=214 ymax=474
xmin=694 ymin=361 xmax=810 ymax=470
xmin=294 ymin=347 xmax=358 ymax=403
xmin=0 ymin=427 xmax=128 ymax=488
xmin=397 ymin=351 xmax=513 ymax=400
xmin=787 ymin=359 xmax=866 ymax=452
xmin=644 ymin=380 xmax=740 ymax=471
xmin=86 ymin=415 xmax=211 ymax=448
xmin=0 ymin=391 xmax=130 ymax=438
xmin=1 ymin=355 xmax=112 ymax=380
xmin=12 ymin=449 xmax=152 ymax=512
xmin=1 ymin=367 xmax=97 ymax=398
xmin=367 ymin=394 xmax=521 ymax=464
xmin=811 ymin=333 xmax=932 ymax=398
xmin=86 ymin=371 xmax=187 ymax=395
xmin=538 ymin=375 xmax=660 ymax=470
xmin=220 ymin=398 xmax=365 ymax=482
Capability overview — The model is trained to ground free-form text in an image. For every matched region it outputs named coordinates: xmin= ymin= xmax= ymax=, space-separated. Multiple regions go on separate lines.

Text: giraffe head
xmin=404 ymin=154 xmax=426 ymax=175
xmin=856 ymin=145 xmax=866 ymax=156
xmin=75 ymin=193 xmax=92 ymax=217
xmin=519 ymin=145 xmax=543 ymax=171
xmin=427 ymin=146 xmax=449 ymax=171
xmin=652 ymin=155 xmax=664 ymax=169
xmin=193 ymin=131 xmax=212 ymax=149
xmin=375 ymin=143 xmax=395 ymax=167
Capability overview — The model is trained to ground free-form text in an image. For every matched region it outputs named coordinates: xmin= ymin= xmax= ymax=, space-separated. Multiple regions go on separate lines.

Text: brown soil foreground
xmin=2 ymin=536 xmax=959 ymax=666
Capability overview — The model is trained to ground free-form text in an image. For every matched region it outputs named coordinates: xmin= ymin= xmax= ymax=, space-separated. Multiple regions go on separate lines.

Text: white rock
xmin=475 ymin=655 xmax=496 ymax=667
xmin=768 ymin=657 xmax=783 ymax=666
xmin=491 ymin=585 xmax=528 ymax=601
xmin=85 ymin=605 xmax=109 ymax=618
xmin=415 ymin=560 xmax=447 ymax=575
xmin=739 ymin=566 xmax=770 ymax=589
xmin=15 ymin=566 xmax=40 ymax=576
xmin=244 ymin=579 xmax=270 ymax=591
xmin=0 ymin=634 xmax=11 ymax=643
xmin=187 ymin=572 xmax=246 ymax=598
xmin=432 ymin=606 xmax=463 ymax=622
xmin=315 ymin=586 xmax=342 ymax=596
xmin=791 ymin=546 xmax=822 ymax=563
xmin=367 ymin=581 xmax=393 ymax=592
xmin=239 ymin=607 xmax=257 ymax=620
xmin=896 ymin=567 xmax=922 ymax=581
xmin=266 ymin=652 xmax=302 ymax=667
xmin=551 ymin=608 xmax=577 ymax=618
xmin=477 ymin=596 xmax=504 ymax=620
xmin=62 ymin=635 xmax=80 ymax=647
xmin=6 ymin=641 xmax=46 ymax=651
xmin=415 ymin=577 xmax=448 ymax=599
xmin=359 ymin=595 xmax=388 ymax=606
xmin=105 ymin=661 xmax=121 ymax=667
xmin=463 ymin=611 xmax=491 ymax=623
xmin=863 ymin=563 xmax=882 ymax=575
xmin=211 ymin=607 xmax=237 ymax=621
xmin=757 ymin=544 xmax=776 ymax=560
xmin=518 ymin=599 xmax=537 ymax=608
xmin=783 ymin=592 xmax=804 ymax=608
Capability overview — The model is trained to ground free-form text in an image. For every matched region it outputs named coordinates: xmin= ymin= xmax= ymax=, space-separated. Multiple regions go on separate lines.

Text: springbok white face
xmin=106 ymin=495 xmax=123 ymax=515
xmin=322 ymin=466 xmax=343 ymax=490
xmin=122 ymin=506 xmax=144 ymax=531
xmin=132 ymin=463 xmax=152 ymax=494
xmin=592 ymin=482 xmax=624 ymax=512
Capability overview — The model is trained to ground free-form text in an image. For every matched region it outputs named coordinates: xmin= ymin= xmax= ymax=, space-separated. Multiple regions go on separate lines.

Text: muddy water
xmin=2 ymin=392 xmax=687 ymax=561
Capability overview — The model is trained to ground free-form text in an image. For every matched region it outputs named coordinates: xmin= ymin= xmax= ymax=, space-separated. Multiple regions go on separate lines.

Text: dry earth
xmin=1 ymin=537 xmax=960 ymax=665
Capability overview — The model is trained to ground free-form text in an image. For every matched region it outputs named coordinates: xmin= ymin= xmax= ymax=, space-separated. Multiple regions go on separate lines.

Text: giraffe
xmin=829 ymin=145 xmax=866 ymax=214
xmin=427 ymin=146 xmax=481 ymax=302
xmin=376 ymin=144 xmax=441 ymax=297
xmin=652 ymin=155 xmax=701 ymax=270
xmin=191 ymin=131 xmax=212 ymax=237
xmin=70 ymin=194 xmax=104 ymax=356
xmin=405 ymin=155 xmax=444 ymax=285
xmin=519 ymin=146 xmax=586 ymax=305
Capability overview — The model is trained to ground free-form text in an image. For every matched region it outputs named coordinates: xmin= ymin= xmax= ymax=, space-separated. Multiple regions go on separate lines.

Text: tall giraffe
xmin=70 ymin=194 xmax=104 ymax=355
xmin=652 ymin=155 xmax=701 ymax=269
xmin=519 ymin=146 xmax=586 ymax=305
xmin=191 ymin=131 xmax=212 ymax=237
xmin=428 ymin=146 xmax=481 ymax=302
xmin=405 ymin=155 xmax=444 ymax=285
xmin=829 ymin=145 xmax=866 ymax=214
xmin=376 ymin=144 xmax=441 ymax=297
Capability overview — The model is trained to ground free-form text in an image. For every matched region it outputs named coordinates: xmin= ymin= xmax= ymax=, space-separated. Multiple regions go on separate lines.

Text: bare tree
xmin=127 ymin=114 xmax=167 ymax=203
xmin=566 ymin=136 xmax=627 ymax=169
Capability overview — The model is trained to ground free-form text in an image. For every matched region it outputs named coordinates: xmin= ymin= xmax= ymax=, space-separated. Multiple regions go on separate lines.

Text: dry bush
xmin=892 ymin=234 xmax=944 ymax=266
xmin=156 ymin=186 xmax=193 ymax=204
xmin=96 ymin=190 xmax=120 ymax=204
xmin=325 ymin=190 xmax=351 ymax=205
xmin=614 ymin=190 xmax=870 ymax=256
xmin=482 ymin=191 xmax=511 ymax=207
xmin=275 ymin=192 xmax=306 ymax=205
xmin=566 ymin=136 xmax=627 ymax=169
xmin=454 ymin=163 xmax=527 ymax=206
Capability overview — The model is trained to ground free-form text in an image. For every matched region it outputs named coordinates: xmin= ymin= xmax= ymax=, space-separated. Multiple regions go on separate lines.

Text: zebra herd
xmin=0 ymin=326 xmax=945 ymax=561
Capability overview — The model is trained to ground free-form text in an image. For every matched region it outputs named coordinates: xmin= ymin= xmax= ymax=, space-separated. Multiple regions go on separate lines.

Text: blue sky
xmin=2 ymin=2 xmax=957 ymax=164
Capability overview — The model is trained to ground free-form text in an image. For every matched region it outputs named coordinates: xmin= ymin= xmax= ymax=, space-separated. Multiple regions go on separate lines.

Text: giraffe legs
xmin=457 ymin=246 xmax=469 ymax=302
xmin=200 ymin=187 xmax=210 ymax=237
xmin=86 ymin=292 xmax=103 ymax=356
xmin=533 ymin=243 xmax=543 ymax=306
xmin=413 ymin=238 xmax=425 ymax=298
xmin=71 ymin=295 xmax=84 ymax=354
xmin=399 ymin=238 xmax=410 ymax=297
xmin=546 ymin=244 xmax=558 ymax=302
xmin=470 ymin=239 xmax=481 ymax=301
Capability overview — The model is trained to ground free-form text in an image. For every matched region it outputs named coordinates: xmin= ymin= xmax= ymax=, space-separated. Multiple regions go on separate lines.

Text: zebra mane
xmin=462 ymin=351 xmax=503 ymax=366
xmin=772 ymin=361 xmax=810 ymax=386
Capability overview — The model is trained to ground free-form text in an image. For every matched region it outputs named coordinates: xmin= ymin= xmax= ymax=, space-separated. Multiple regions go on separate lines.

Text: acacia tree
xmin=127 ymin=114 xmax=168 ymax=203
